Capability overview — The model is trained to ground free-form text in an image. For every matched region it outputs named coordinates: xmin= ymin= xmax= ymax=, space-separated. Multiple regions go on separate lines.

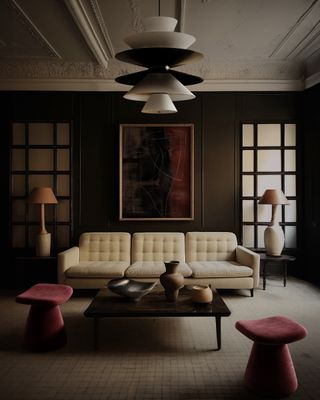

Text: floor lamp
xmin=258 ymin=189 xmax=289 ymax=256
xmin=28 ymin=187 xmax=58 ymax=257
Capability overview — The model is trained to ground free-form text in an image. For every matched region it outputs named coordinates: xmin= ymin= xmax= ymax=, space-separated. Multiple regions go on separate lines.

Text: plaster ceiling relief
xmin=0 ymin=60 xmax=110 ymax=79
xmin=176 ymin=59 xmax=303 ymax=81
xmin=0 ymin=0 xmax=319 ymax=90
xmin=0 ymin=58 xmax=144 ymax=80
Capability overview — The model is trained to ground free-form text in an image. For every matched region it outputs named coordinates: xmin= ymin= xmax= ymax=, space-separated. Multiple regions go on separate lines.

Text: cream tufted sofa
xmin=184 ymin=232 xmax=260 ymax=296
xmin=125 ymin=232 xmax=192 ymax=278
xmin=58 ymin=231 xmax=260 ymax=295
xmin=58 ymin=232 xmax=131 ymax=288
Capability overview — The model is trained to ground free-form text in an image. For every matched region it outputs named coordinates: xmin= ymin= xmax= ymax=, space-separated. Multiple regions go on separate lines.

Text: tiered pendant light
xmin=115 ymin=16 xmax=203 ymax=114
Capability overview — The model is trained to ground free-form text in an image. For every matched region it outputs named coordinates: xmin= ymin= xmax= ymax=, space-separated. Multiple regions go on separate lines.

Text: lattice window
xmin=241 ymin=123 xmax=297 ymax=249
xmin=10 ymin=121 xmax=72 ymax=251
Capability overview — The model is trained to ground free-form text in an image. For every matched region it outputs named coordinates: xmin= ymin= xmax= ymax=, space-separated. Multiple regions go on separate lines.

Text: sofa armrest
xmin=236 ymin=246 xmax=260 ymax=288
xmin=57 ymin=246 xmax=79 ymax=284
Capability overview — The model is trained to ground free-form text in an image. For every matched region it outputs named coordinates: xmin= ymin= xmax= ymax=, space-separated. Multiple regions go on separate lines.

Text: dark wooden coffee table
xmin=84 ymin=286 xmax=231 ymax=350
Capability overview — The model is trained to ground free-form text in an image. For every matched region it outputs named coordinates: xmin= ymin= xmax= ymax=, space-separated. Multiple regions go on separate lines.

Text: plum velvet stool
xmin=236 ymin=316 xmax=307 ymax=397
xmin=16 ymin=283 xmax=73 ymax=351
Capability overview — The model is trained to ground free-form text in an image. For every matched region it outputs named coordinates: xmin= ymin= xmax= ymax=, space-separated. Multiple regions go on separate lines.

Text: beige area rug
xmin=0 ymin=277 xmax=319 ymax=400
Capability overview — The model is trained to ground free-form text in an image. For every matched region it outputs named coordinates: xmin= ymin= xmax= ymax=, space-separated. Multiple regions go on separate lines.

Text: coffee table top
xmin=84 ymin=286 xmax=231 ymax=318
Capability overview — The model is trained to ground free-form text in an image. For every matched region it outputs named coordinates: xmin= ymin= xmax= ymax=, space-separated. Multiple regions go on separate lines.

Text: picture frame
xmin=119 ymin=124 xmax=194 ymax=220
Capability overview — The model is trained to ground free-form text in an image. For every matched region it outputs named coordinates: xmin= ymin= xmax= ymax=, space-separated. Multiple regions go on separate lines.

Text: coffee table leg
xmin=94 ymin=317 xmax=99 ymax=350
xmin=215 ymin=316 xmax=221 ymax=350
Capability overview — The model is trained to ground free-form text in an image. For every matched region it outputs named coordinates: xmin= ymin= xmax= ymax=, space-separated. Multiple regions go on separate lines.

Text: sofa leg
xmin=250 ymin=289 xmax=254 ymax=297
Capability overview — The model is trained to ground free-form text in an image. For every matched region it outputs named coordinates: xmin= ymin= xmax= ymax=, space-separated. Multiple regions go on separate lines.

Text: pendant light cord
xmin=158 ymin=0 xmax=160 ymax=16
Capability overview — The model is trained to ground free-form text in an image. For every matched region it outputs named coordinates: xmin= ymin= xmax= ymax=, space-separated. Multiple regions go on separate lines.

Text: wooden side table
xmin=260 ymin=254 xmax=296 ymax=290
xmin=15 ymin=256 xmax=57 ymax=289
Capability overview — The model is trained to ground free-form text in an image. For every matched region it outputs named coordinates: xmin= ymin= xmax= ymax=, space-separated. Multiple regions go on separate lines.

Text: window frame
xmin=240 ymin=122 xmax=297 ymax=251
xmin=10 ymin=120 xmax=73 ymax=253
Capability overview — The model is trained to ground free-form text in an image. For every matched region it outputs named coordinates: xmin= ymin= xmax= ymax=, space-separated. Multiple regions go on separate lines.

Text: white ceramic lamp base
xmin=264 ymin=224 xmax=284 ymax=256
xmin=36 ymin=233 xmax=51 ymax=257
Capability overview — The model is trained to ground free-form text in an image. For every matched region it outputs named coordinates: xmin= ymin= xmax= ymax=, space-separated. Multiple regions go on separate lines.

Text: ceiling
xmin=0 ymin=0 xmax=319 ymax=91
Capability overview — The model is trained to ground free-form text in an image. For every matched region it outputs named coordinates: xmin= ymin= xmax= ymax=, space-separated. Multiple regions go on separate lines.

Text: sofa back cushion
xmin=186 ymin=232 xmax=237 ymax=262
xmin=79 ymin=232 xmax=131 ymax=262
xmin=132 ymin=232 xmax=185 ymax=263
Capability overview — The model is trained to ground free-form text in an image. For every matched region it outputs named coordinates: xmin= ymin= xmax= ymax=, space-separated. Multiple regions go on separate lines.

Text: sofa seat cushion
xmin=188 ymin=261 xmax=253 ymax=278
xmin=125 ymin=262 xmax=192 ymax=278
xmin=65 ymin=261 xmax=129 ymax=278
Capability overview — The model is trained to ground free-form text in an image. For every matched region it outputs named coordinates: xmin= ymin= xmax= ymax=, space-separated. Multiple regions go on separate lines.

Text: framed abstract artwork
xmin=119 ymin=124 xmax=194 ymax=220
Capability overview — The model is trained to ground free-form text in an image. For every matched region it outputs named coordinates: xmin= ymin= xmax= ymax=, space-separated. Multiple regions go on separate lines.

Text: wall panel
xmin=202 ymin=93 xmax=237 ymax=231
xmin=302 ymin=84 xmax=320 ymax=284
xmin=0 ymin=90 xmax=304 ymax=287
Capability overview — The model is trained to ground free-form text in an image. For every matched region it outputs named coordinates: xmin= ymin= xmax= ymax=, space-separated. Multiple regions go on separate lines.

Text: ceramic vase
xmin=191 ymin=285 xmax=213 ymax=304
xmin=160 ymin=260 xmax=184 ymax=302
xmin=264 ymin=223 xmax=284 ymax=256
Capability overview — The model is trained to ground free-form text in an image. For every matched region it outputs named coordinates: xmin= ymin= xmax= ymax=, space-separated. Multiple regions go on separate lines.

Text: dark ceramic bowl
xmin=107 ymin=278 xmax=158 ymax=301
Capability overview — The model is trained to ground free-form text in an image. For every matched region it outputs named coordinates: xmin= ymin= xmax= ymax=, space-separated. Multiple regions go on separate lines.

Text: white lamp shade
xmin=142 ymin=94 xmax=177 ymax=114
xmin=124 ymin=73 xmax=195 ymax=101
xmin=142 ymin=16 xmax=177 ymax=32
xmin=124 ymin=31 xmax=195 ymax=49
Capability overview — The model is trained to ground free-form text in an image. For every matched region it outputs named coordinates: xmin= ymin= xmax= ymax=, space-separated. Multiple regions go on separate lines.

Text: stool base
xmin=245 ymin=342 xmax=298 ymax=397
xmin=24 ymin=304 xmax=67 ymax=352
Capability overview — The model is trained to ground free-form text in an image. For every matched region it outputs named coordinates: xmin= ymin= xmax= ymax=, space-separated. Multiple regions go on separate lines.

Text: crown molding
xmin=0 ymin=60 xmax=114 ymax=79
xmin=63 ymin=0 xmax=112 ymax=68
xmin=0 ymin=78 xmax=304 ymax=92
xmin=192 ymin=79 xmax=304 ymax=91
xmin=305 ymin=71 xmax=320 ymax=88
xmin=269 ymin=0 xmax=320 ymax=59
xmin=88 ymin=0 xmax=115 ymax=58
xmin=0 ymin=78 xmax=127 ymax=91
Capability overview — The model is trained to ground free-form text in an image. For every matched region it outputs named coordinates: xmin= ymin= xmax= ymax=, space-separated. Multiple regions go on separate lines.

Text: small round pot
xmin=191 ymin=285 xmax=213 ymax=304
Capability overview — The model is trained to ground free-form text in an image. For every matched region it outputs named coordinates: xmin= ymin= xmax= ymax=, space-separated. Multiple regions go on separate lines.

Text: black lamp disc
xmin=115 ymin=69 xmax=203 ymax=86
xmin=115 ymin=48 xmax=203 ymax=68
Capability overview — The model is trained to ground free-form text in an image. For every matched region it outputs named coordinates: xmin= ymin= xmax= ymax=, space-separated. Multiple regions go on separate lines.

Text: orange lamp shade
xmin=28 ymin=187 xmax=58 ymax=204
xmin=258 ymin=189 xmax=289 ymax=205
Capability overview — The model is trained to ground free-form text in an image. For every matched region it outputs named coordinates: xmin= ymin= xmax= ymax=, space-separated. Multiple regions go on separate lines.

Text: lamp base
xmin=36 ymin=233 xmax=51 ymax=257
xmin=264 ymin=225 xmax=284 ymax=256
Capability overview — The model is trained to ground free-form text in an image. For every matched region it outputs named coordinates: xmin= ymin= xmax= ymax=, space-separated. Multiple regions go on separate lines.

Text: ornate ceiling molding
xmin=0 ymin=58 xmax=303 ymax=81
xmin=0 ymin=59 xmax=142 ymax=80
xmin=0 ymin=60 xmax=304 ymax=91
xmin=269 ymin=0 xmax=320 ymax=60
xmin=177 ymin=59 xmax=303 ymax=80
xmin=0 ymin=60 xmax=109 ymax=79
xmin=64 ymin=0 xmax=113 ymax=69
xmin=287 ymin=20 xmax=320 ymax=59
xmin=10 ymin=0 xmax=61 ymax=59
xmin=305 ymin=71 xmax=320 ymax=88
xmin=0 ymin=57 xmax=305 ymax=84
xmin=128 ymin=0 xmax=143 ymax=32
xmin=0 ymin=77 xmax=303 ymax=92
xmin=88 ymin=0 xmax=114 ymax=58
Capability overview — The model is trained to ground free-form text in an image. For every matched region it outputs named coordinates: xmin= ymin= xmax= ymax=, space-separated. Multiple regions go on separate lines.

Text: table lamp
xmin=28 ymin=187 xmax=58 ymax=257
xmin=258 ymin=189 xmax=289 ymax=256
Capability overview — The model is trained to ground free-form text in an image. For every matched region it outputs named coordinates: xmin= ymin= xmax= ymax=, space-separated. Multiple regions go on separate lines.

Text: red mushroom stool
xmin=236 ymin=316 xmax=307 ymax=397
xmin=16 ymin=283 xmax=73 ymax=351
